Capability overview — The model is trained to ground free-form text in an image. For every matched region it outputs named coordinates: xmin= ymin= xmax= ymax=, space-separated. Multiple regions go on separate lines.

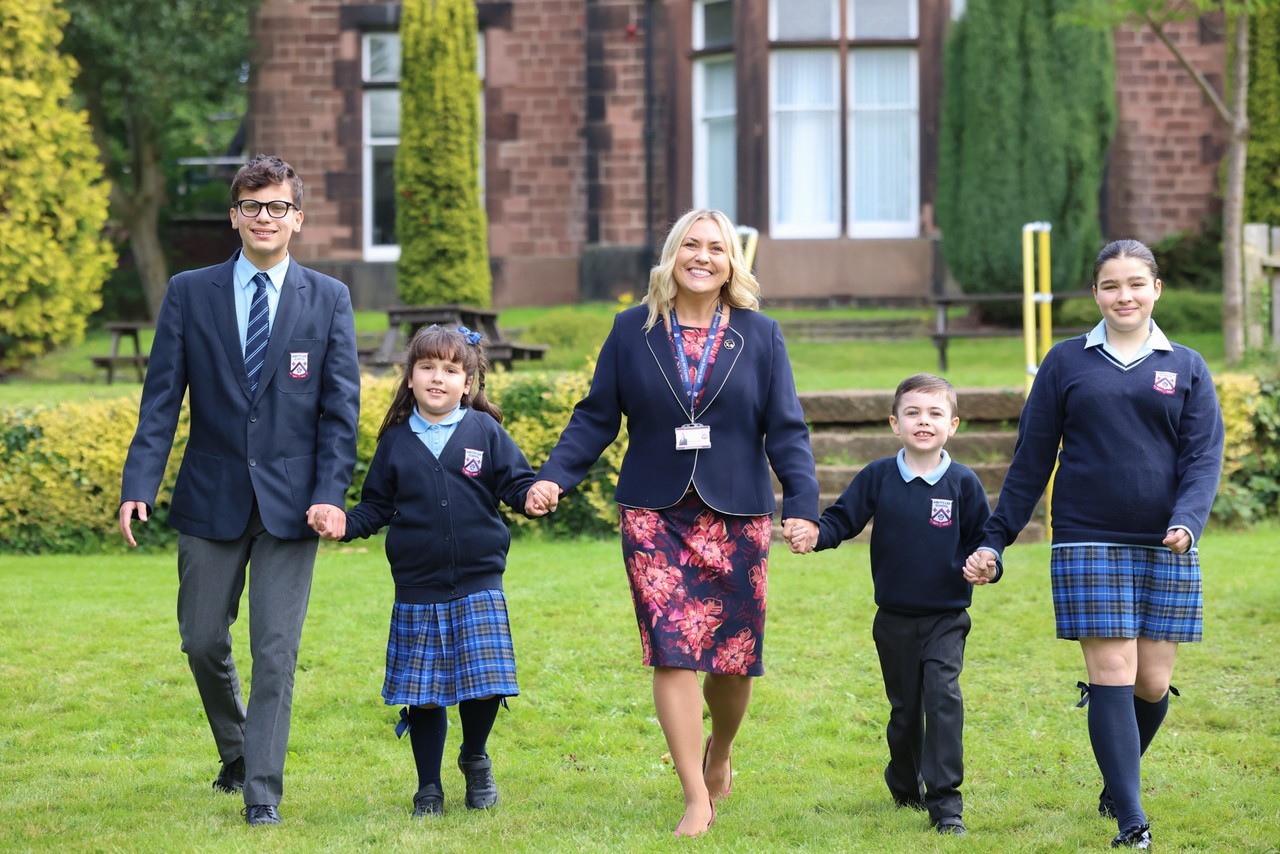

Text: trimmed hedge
xmin=1 ymin=365 xmax=624 ymax=553
xmin=5 ymin=366 xmax=1275 ymax=552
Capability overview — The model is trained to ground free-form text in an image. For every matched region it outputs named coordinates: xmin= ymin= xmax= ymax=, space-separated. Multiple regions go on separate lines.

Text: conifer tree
xmin=1246 ymin=4 xmax=1280 ymax=225
xmin=937 ymin=0 xmax=1114 ymax=301
xmin=0 ymin=0 xmax=115 ymax=371
xmin=396 ymin=0 xmax=491 ymax=307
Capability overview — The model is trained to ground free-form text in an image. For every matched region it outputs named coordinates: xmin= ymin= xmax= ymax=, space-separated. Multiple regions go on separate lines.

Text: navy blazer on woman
xmin=121 ymin=251 xmax=361 ymax=541
xmin=537 ymin=305 xmax=818 ymax=520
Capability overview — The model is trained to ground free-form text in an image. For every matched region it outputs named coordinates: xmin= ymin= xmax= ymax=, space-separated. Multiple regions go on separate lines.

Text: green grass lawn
xmin=3 ymin=526 xmax=1277 ymax=851
xmin=0 ymin=304 xmax=1229 ymax=406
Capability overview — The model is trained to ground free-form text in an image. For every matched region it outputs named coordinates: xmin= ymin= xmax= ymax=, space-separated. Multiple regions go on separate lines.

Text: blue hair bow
xmin=457 ymin=325 xmax=482 ymax=345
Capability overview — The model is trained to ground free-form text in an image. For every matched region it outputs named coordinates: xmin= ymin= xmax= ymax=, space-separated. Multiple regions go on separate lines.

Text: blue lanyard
xmin=669 ymin=303 xmax=722 ymax=418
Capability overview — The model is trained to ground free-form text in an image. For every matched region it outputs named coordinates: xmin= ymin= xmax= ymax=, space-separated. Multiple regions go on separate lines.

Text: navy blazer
xmin=537 ymin=305 xmax=819 ymax=520
xmin=121 ymin=251 xmax=361 ymax=541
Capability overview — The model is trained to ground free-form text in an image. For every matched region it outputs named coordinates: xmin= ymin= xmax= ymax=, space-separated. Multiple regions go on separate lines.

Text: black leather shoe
xmin=242 ymin=804 xmax=281 ymax=826
xmin=1098 ymin=786 xmax=1117 ymax=819
xmin=1111 ymin=823 xmax=1151 ymax=849
xmin=412 ymin=783 xmax=444 ymax=818
xmin=457 ymin=752 xmax=498 ymax=809
xmin=935 ymin=816 xmax=966 ymax=836
xmin=212 ymin=757 xmax=245 ymax=794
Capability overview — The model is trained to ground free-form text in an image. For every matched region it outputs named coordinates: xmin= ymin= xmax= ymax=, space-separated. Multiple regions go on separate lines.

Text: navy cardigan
xmin=343 ymin=410 xmax=535 ymax=604
xmin=536 ymin=305 xmax=819 ymax=520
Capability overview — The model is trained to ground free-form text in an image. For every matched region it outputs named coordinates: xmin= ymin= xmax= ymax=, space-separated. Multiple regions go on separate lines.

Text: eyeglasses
xmin=233 ymin=199 xmax=298 ymax=218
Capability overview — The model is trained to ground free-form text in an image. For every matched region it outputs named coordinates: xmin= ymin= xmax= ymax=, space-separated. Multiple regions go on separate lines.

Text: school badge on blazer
xmin=289 ymin=351 xmax=310 ymax=379
xmin=463 ymin=448 xmax=484 ymax=477
xmin=1153 ymin=370 xmax=1177 ymax=395
xmin=930 ymin=498 xmax=954 ymax=528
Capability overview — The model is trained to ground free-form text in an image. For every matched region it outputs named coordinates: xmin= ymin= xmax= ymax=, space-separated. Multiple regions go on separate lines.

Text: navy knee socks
xmin=407 ymin=705 xmax=448 ymax=790
xmin=1134 ymin=691 xmax=1169 ymax=754
xmin=1087 ymin=684 xmax=1146 ymax=830
xmin=458 ymin=697 xmax=501 ymax=759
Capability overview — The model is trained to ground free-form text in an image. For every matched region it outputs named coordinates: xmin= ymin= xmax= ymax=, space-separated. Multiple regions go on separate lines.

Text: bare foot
xmin=702 ymin=734 xmax=732 ymax=801
xmin=672 ymin=798 xmax=715 ymax=838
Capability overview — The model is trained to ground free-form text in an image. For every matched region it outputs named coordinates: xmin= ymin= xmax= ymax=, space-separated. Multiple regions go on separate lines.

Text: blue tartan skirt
xmin=1049 ymin=544 xmax=1203 ymax=642
xmin=383 ymin=589 xmax=519 ymax=707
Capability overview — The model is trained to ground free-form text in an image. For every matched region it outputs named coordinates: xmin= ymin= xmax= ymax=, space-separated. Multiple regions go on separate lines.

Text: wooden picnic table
xmin=930 ymin=291 xmax=1091 ymax=371
xmin=93 ymin=322 xmax=152 ymax=383
xmin=365 ymin=304 xmax=548 ymax=369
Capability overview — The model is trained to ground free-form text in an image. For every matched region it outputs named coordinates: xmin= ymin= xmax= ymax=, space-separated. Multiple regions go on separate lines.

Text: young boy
xmin=788 ymin=373 xmax=999 ymax=835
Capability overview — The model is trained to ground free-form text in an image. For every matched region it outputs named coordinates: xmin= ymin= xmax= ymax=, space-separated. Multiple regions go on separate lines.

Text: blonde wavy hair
xmin=642 ymin=209 xmax=761 ymax=331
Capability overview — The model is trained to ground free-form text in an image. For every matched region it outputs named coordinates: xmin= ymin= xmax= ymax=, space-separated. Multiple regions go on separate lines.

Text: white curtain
xmin=696 ymin=58 xmax=738 ymax=220
xmin=848 ymin=49 xmax=917 ymax=235
xmin=771 ymin=51 xmax=839 ymax=236
xmin=772 ymin=0 xmax=837 ymax=40
xmin=849 ymin=0 xmax=916 ymax=38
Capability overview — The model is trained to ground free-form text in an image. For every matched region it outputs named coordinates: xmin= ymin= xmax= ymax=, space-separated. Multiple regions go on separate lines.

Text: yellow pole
xmin=1021 ymin=225 xmax=1037 ymax=396
xmin=1037 ymin=226 xmax=1052 ymax=362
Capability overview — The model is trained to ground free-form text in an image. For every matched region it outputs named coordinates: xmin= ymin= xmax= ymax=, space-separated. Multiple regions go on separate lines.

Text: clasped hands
xmin=525 ymin=480 xmax=560 ymax=517
xmin=308 ymin=503 xmax=346 ymax=540
xmin=783 ymin=518 xmax=819 ymax=554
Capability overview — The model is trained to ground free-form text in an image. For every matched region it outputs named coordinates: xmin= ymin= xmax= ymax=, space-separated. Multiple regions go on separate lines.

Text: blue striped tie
xmin=245 ymin=272 xmax=271 ymax=393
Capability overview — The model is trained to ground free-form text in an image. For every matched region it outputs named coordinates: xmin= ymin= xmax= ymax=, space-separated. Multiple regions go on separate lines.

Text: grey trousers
xmin=176 ymin=506 xmax=318 ymax=806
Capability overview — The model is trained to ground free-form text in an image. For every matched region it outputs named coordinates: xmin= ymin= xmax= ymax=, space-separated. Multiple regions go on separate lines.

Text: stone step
xmin=809 ymin=430 xmax=1018 ymax=464
xmin=800 ymin=387 xmax=1026 ymax=427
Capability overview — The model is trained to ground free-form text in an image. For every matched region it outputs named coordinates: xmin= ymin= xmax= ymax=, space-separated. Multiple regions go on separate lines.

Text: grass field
xmin=0 ymin=304 xmax=1229 ymax=406
xmin=3 ymin=527 xmax=1277 ymax=851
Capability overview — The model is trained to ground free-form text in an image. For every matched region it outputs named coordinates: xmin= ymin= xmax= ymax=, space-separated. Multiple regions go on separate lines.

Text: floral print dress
xmin=618 ymin=322 xmax=773 ymax=676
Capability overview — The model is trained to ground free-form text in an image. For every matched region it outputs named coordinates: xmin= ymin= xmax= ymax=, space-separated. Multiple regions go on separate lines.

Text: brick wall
xmin=1108 ymin=17 xmax=1227 ymax=242
xmin=250 ymin=0 xmax=360 ymax=264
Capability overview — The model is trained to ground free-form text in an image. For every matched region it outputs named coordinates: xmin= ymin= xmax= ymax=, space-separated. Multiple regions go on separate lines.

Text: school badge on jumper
xmin=930 ymin=498 xmax=954 ymax=528
xmin=1153 ymin=370 xmax=1177 ymax=395
xmin=462 ymin=448 xmax=484 ymax=477
xmin=289 ymin=352 xmax=309 ymax=380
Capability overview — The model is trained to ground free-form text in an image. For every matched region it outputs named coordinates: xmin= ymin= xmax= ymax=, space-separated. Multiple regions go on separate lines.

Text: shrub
xmin=0 ymin=0 xmax=115 ymax=372
xmin=395 ymin=0 xmax=490 ymax=307
xmin=1213 ymin=370 xmax=1280 ymax=526
xmin=938 ymin=0 xmax=1115 ymax=308
xmin=1246 ymin=3 xmax=1280 ymax=227
xmin=1150 ymin=218 xmax=1223 ymax=294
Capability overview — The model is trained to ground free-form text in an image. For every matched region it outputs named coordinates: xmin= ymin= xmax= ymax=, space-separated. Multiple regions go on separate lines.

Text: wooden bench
xmin=92 ymin=322 xmax=152 ymax=383
xmin=364 ymin=304 xmax=548 ymax=370
xmin=931 ymin=291 xmax=1091 ymax=371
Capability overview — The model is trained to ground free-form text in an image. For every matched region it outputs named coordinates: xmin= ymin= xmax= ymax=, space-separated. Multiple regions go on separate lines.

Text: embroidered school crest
xmin=1153 ymin=370 xmax=1177 ymax=395
xmin=289 ymin=352 xmax=309 ymax=380
xmin=462 ymin=448 xmax=484 ymax=477
xmin=930 ymin=498 xmax=954 ymax=528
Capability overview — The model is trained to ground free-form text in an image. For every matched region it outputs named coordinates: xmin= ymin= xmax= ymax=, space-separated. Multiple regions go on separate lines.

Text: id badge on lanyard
xmin=670 ymin=305 xmax=721 ymax=451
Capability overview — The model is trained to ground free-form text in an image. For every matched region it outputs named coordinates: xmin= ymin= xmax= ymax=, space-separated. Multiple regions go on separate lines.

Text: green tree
xmin=396 ymin=0 xmax=491 ymax=307
xmin=0 ymin=0 xmax=115 ymax=372
xmin=60 ymin=0 xmax=259 ymax=319
xmin=938 ymin=0 xmax=1115 ymax=307
xmin=1070 ymin=0 xmax=1280 ymax=366
xmin=1246 ymin=3 xmax=1280 ymax=224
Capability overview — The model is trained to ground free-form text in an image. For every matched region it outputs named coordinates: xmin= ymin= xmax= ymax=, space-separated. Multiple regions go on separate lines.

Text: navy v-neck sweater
xmin=343 ymin=410 xmax=535 ymax=604
xmin=981 ymin=336 xmax=1224 ymax=553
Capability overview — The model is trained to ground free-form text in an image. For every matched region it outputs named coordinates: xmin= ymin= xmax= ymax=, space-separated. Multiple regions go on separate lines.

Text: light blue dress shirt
xmin=233 ymin=254 xmax=289 ymax=353
xmin=1083 ymin=318 xmax=1173 ymax=368
xmin=409 ymin=404 xmax=466 ymax=457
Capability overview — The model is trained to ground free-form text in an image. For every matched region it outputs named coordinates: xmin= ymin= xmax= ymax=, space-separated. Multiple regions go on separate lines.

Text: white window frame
xmin=692 ymin=55 xmax=736 ymax=217
xmin=847 ymin=48 xmax=919 ymax=237
xmin=362 ymin=32 xmax=401 ymax=262
xmin=768 ymin=49 xmax=842 ymax=239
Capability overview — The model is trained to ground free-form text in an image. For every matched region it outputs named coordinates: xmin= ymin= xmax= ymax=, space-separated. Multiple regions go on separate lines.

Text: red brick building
xmin=246 ymin=0 xmax=1225 ymax=309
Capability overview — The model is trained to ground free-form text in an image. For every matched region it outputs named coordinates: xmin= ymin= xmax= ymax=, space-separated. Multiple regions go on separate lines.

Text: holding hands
xmin=525 ymin=480 xmax=561 ymax=517
xmin=783 ymin=518 xmax=819 ymax=555
xmin=963 ymin=549 xmax=999 ymax=585
xmin=308 ymin=503 xmax=347 ymax=541
xmin=1163 ymin=527 xmax=1192 ymax=554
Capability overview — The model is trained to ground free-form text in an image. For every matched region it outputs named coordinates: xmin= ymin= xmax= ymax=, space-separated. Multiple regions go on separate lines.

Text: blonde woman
xmin=527 ymin=209 xmax=819 ymax=837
